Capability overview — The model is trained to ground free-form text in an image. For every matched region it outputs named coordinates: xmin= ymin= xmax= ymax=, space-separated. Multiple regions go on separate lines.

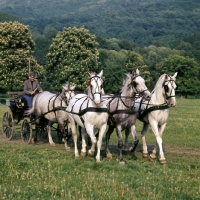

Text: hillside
xmin=0 ymin=0 xmax=200 ymax=45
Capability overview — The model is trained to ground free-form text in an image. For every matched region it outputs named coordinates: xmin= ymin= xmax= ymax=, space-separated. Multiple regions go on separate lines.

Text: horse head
xmin=87 ymin=70 xmax=104 ymax=107
xmin=131 ymin=69 xmax=151 ymax=100
xmin=62 ymin=83 xmax=76 ymax=105
xmin=163 ymin=72 xmax=178 ymax=107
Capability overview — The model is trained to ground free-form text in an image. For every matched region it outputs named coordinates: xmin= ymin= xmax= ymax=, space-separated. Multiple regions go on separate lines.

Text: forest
xmin=0 ymin=0 xmax=200 ymax=97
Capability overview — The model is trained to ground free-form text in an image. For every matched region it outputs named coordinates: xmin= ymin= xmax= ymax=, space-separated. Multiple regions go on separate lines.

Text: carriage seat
xmin=9 ymin=97 xmax=28 ymax=110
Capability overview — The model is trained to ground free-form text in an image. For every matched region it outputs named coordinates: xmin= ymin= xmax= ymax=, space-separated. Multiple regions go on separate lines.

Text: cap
xmin=29 ymin=72 xmax=35 ymax=78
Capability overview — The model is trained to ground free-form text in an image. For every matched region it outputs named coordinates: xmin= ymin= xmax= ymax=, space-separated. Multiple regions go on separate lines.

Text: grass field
xmin=0 ymin=98 xmax=200 ymax=200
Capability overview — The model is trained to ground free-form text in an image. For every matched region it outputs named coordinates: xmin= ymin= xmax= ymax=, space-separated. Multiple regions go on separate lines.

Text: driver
xmin=23 ymin=72 xmax=43 ymax=109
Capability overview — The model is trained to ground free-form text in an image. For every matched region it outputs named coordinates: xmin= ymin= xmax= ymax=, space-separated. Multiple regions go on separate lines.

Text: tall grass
xmin=0 ymin=98 xmax=200 ymax=200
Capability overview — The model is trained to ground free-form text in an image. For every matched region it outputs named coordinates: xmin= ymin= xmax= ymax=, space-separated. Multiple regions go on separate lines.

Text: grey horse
xmin=104 ymin=69 xmax=151 ymax=164
xmin=26 ymin=83 xmax=77 ymax=150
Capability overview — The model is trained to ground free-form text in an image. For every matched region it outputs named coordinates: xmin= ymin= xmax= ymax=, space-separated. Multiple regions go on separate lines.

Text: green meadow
xmin=0 ymin=98 xmax=200 ymax=200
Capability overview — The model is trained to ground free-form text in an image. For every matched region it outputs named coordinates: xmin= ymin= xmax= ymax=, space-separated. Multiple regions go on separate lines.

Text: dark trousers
xmin=23 ymin=94 xmax=33 ymax=109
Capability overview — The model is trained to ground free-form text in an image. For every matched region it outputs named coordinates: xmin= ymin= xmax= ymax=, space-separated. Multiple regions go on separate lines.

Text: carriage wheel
xmin=36 ymin=125 xmax=48 ymax=140
xmin=21 ymin=118 xmax=32 ymax=144
xmin=2 ymin=110 xmax=15 ymax=140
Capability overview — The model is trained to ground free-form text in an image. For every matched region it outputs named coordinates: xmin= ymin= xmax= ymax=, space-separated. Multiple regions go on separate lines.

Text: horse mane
xmin=120 ymin=73 xmax=132 ymax=93
xmin=151 ymin=74 xmax=166 ymax=93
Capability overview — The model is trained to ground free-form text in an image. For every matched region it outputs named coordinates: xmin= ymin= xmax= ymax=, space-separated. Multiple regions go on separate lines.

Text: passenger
xmin=23 ymin=72 xmax=43 ymax=109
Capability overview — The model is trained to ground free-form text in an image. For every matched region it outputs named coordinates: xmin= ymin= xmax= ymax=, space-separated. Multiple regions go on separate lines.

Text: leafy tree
xmin=0 ymin=21 xmax=44 ymax=92
xmin=125 ymin=51 xmax=151 ymax=87
xmin=156 ymin=55 xmax=200 ymax=97
xmin=99 ymin=49 xmax=127 ymax=93
xmin=45 ymin=26 xmax=99 ymax=91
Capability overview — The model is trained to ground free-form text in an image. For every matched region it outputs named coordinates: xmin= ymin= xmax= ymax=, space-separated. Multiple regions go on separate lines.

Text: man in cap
xmin=23 ymin=72 xmax=43 ymax=109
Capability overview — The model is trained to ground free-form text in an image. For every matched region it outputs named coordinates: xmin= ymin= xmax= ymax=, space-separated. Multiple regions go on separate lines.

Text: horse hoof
xmin=81 ymin=151 xmax=86 ymax=157
xmin=143 ymin=153 xmax=148 ymax=158
xmin=119 ymin=161 xmax=125 ymax=165
xmin=50 ymin=143 xmax=56 ymax=146
xmin=149 ymin=155 xmax=156 ymax=162
xmin=31 ymin=138 xmax=35 ymax=144
xmin=160 ymin=159 xmax=166 ymax=164
xmin=107 ymin=153 xmax=112 ymax=159
xmin=65 ymin=147 xmax=70 ymax=151
xmin=88 ymin=150 xmax=94 ymax=156
xmin=75 ymin=155 xmax=80 ymax=159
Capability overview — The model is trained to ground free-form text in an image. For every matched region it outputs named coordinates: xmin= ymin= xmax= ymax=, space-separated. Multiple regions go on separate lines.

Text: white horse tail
xmin=25 ymin=94 xmax=38 ymax=116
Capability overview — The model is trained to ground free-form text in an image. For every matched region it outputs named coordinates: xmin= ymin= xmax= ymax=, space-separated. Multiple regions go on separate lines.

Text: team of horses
xmin=26 ymin=69 xmax=177 ymax=164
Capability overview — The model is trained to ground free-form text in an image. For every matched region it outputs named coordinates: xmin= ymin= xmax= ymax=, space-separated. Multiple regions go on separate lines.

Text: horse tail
xmin=25 ymin=94 xmax=38 ymax=116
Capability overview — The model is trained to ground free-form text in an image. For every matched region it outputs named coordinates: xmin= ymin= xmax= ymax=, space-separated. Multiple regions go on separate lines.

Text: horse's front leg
xmin=105 ymin=125 xmax=115 ymax=158
xmin=116 ymin=126 xmax=125 ymax=165
xmin=47 ymin=121 xmax=56 ymax=146
xmin=150 ymin=122 xmax=166 ymax=164
xmin=141 ymin=122 xmax=150 ymax=158
xmin=85 ymin=124 xmax=96 ymax=157
xmin=95 ymin=123 xmax=107 ymax=162
xmin=129 ymin=124 xmax=139 ymax=152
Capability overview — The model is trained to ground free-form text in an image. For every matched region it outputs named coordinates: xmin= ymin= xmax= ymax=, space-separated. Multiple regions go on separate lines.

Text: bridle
xmin=64 ymin=90 xmax=75 ymax=104
xmin=88 ymin=75 xmax=103 ymax=104
xmin=162 ymin=78 xmax=176 ymax=99
xmin=131 ymin=75 xmax=149 ymax=97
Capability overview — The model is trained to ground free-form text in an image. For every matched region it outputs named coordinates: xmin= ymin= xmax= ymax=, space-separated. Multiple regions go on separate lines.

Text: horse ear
xmin=71 ymin=85 xmax=76 ymax=90
xmin=87 ymin=72 xmax=91 ymax=77
xmin=172 ymin=72 xmax=178 ymax=79
xmin=98 ymin=70 xmax=103 ymax=77
xmin=132 ymin=71 xmax=135 ymax=76
xmin=136 ymin=69 xmax=140 ymax=75
xmin=165 ymin=74 xmax=169 ymax=81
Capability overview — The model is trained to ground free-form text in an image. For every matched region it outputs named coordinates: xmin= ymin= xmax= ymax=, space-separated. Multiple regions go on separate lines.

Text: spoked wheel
xmin=36 ymin=125 xmax=48 ymax=140
xmin=2 ymin=110 xmax=15 ymax=140
xmin=21 ymin=118 xmax=32 ymax=144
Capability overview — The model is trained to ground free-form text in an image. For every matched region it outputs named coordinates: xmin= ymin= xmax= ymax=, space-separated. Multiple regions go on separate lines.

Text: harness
xmin=137 ymin=77 xmax=176 ymax=122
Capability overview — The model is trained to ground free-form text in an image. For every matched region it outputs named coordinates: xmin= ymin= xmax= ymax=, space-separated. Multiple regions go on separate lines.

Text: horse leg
xmin=141 ymin=122 xmax=150 ymax=158
xmin=69 ymin=118 xmax=79 ymax=158
xmin=80 ymin=128 xmax=87 ymax=157
xmin=47 ymin=121 xmax=56 ymax=146
xmin=116 ymin=126 xmax=125 ymax=165
xmin=105 ymin=125 xmax=115 ymax=158
xmin=150 ymin=122 xmax=166 ymax=164
xmin=157 ymin=123 xmax=167 ymax=164
xmin=129 ymin=124 xmax=139 ymax=152
xmin=95 ymin=123 xmax=107 ymax=162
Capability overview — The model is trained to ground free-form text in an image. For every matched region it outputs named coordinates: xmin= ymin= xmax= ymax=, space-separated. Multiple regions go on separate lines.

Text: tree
xmin=0 ymin=21 xmax=44 ymax=92
xmin=45 ymin=26 xmax=99 ymax=91
xmin=125 ymin=51 xmax=151 ymax=87
xmin=156 ymin=55 xmax=200 ymax=97
xmin=99 ymin=49 xmax=127 ymax=93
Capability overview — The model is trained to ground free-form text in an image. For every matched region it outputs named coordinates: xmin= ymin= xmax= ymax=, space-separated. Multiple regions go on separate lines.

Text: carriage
xmin=1 ymin=91 xmax=50 ymax=144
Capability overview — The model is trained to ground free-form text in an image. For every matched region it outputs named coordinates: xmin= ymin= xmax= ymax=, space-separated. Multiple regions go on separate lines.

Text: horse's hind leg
xmin=80 ymin=128 xmax=87 ymax=157
xmin=129 ymin=125 xmax=139 ymax=152
xmin=141 ymin=122 xmax=149 ymax=158
xmin=105 ymin=125 xmax=115 ymax=158
xmin=47 ymin=121 xmax=56 ymax=146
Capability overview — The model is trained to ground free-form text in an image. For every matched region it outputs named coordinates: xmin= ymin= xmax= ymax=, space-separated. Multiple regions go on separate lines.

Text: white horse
xmin=26 ymin=83 xmax=77 ymax=150
xmin=135 ymin=72 xmax=177 ymax=164
xmin=66 ymin=70 xmax=109 ymax=162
